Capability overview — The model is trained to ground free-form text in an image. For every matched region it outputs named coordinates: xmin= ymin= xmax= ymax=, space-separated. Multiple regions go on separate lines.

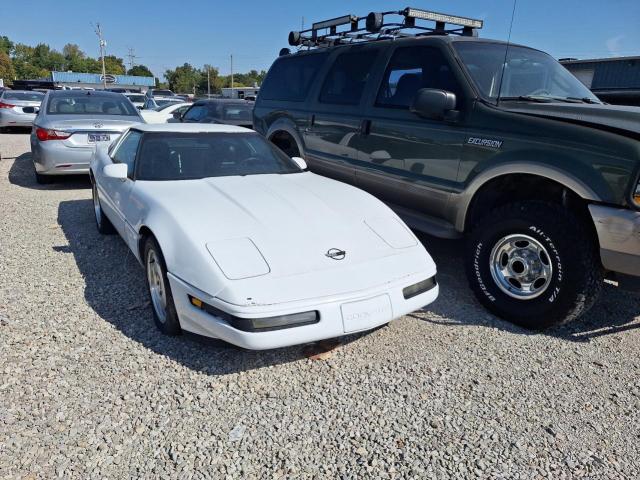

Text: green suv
xmin=253 ymin=8 xmax=640 ymax=328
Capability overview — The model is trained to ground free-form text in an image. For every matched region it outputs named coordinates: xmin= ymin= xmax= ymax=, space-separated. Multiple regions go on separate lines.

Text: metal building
xmin=560 ymin=56 xmax=640 ymax=106
xmin=50 ymin=71 xmax=155 ymax=92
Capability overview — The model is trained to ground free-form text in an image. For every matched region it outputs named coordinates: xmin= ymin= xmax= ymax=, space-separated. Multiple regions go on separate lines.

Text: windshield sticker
xmin=467 ymin=137 xmax=503 ymax=149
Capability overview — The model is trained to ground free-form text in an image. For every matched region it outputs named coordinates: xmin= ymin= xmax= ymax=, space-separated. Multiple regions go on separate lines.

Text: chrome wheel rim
xmin=92 ymin=183 xmax=101 ymax=225
xmin=146 ymin=249 xmax=167 ymax=323
xmin=489 ymin=234 xmax=553 ymax=300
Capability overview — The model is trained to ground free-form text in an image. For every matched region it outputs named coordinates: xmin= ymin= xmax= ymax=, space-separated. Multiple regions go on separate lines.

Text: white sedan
xmin=90 ymin=124 xmax=438 ymax=350
xmin=140 ymin=102 xmax=190 ymax=124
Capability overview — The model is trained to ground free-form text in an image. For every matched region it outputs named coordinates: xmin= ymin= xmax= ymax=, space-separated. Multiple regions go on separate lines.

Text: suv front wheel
xmin=465 ymin=201 xmax=603 ymax=329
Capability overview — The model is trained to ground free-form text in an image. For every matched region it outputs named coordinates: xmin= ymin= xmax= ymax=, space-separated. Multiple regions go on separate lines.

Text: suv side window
xmin=183 ymin=104 xmax=209 ymax=122
xmin=112 ymin=130 xmax=142 ymax=177
xmin=376 ymin=47 xmax=462 ymax=108
xmin=260 ymin=52 xmax=328 ymax=102
xmin=319 ymin=49 xmax=379 ymax=105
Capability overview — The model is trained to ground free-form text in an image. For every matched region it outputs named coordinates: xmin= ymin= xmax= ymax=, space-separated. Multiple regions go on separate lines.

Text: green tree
xmin=103 ymin=55 xmax=126 ymax=75
xmin=164 ymin=63 xmax=202 ymax=94
xmin=62 ymin=43 xmax=85 ymax=60
xmin=198 ymin=65 xmax=221 ymax=94
xmin=62 ymin=43 xmax=86 ymax=71
xmin=0 ymin=36 xmax=14 ymax=55
xmin=127 ymin=65 xmax=153 ymax=77
xmin=12 ymin=44 xmax=49 ymax=79
xmin=0 ymin=51 xmax=15 ymax=81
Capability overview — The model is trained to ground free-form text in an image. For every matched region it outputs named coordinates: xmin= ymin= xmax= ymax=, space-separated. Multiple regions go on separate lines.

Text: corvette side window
xmin=112 ymin=131 xmax=142 ymax=178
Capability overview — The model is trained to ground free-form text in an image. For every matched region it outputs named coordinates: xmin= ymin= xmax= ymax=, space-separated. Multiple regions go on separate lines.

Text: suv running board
xmin=388 ymin=203 xmax=462 ymax=239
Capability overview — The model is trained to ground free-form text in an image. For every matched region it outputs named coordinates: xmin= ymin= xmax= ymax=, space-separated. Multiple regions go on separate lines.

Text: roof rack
xmin=287 ymin=7 xmax=483 ymax=50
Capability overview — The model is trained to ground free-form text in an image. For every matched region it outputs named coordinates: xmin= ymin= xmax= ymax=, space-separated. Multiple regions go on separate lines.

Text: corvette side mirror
xmin=103 ymin=163 xmax=128 ymax=181
xmin=291 ymin=156 xmax=308 ymax=171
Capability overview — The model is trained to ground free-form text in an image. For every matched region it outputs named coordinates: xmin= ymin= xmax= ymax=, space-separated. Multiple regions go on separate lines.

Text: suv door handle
xmin=359 ymin=119 xmax=371 ymax=136
xmin=304 ymin=114 xmax=315 ymax=133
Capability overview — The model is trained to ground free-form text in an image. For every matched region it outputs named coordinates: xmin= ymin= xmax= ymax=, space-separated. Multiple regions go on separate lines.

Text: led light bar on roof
xmin=312 ymin=14 xmax=358 ymax=31
xmin=404 ymin=8 xmax=483 ymax=29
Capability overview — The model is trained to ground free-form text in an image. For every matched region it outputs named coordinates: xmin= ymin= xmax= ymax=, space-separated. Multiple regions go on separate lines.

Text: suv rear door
xmin=303 ymin=45 xmax=384 ymax=186
xmin=352 ymin=44 xmax=467 ymax=219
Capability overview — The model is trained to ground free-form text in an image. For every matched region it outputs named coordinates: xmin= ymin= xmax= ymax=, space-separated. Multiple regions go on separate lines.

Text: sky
xmin=1 ymin=0 xmax=639 ymax=79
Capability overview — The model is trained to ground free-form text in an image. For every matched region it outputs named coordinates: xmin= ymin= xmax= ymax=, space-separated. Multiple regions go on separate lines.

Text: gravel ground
xmin=1 ymin=131 xmax=639 ymax=479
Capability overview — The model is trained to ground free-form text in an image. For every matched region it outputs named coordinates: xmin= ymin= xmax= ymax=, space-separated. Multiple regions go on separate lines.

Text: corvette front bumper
xmin=167 ymin=270 xmax=438 ymax=350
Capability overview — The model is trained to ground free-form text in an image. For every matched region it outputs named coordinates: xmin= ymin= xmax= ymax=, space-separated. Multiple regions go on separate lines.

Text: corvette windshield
xmin=136 ymin=132 xmax=301 ymax=180
xmin=454 ymin=42 xmax=600 ymax=103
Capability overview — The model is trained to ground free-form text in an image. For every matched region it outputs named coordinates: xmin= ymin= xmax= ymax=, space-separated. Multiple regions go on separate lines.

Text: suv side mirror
xmin=172 ymin=111 xmax=184 ymax=121
xmin=410 ymin=89 xmax=458 ymax=121
xmin=291 ymin=156 xmax=308 ymax=171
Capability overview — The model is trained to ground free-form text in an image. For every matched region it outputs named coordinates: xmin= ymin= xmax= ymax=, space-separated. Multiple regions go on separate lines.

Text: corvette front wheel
xmin=144 ymin=237 xmax=181 ymax=336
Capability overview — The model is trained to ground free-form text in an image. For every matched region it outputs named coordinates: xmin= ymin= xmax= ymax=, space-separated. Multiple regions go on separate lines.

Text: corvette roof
xmin=132 ymin=123 xmax=252 ymax=133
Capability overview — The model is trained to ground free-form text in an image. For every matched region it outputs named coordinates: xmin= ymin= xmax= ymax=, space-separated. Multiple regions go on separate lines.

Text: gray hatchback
xmin=31 ymin=90 xmax=144 ymax=184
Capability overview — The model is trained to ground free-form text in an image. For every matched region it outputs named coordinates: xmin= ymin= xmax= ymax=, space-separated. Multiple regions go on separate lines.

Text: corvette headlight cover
xmin=206 ymin=238 xmax=270 ymax=280
xmin=365 ymin=217 xmax=417 ymax=249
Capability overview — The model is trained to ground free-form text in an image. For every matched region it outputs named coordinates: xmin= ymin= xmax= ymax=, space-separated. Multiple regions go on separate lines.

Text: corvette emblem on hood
xmin=325 ymin=248 xmax=346 ymax=260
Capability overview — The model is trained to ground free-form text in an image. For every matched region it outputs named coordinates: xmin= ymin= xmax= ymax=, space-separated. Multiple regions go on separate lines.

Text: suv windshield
xmin=47 ymin=94 xmax=140 ymax=115
xmin=454 ymin=42 xmax=600 ymax=103
xmin=136 ymin=132 xmax=301 ymax=181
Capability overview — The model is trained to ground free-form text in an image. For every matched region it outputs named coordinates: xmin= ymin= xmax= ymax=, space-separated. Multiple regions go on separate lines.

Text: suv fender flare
xmin=454 ymin=162 xmax=602 ymax=232
xmin=266 ymin=120 xmax=305 ymax=157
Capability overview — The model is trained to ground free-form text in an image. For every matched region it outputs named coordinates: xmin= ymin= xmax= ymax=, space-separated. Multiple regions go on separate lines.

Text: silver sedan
xmin=31 ymin=90 xmax=144 ymax=184
xmin=0 ymin=90 xmax=44 ymax=131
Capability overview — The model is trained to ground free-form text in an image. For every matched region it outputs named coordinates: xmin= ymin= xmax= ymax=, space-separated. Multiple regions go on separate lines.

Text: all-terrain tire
xmin=465 ymin=201 xmax=603 ymax=329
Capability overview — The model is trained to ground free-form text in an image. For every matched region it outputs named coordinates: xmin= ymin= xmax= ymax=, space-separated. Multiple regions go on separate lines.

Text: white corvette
xmin=90 ymin=124 xmax=438 ymax=350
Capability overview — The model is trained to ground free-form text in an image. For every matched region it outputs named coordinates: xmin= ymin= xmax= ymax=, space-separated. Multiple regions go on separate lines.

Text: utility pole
xmin=302 ymin=16 xmax=305 ymax=30
xmin=94 ymin=23 xmax=107 ymax=89
xmin=127 ymin=47 xmax=136 ymax=71
xmin=207 ymin=67 xmax=211 ymax=98
xmin=230 ymin=54 xmax=234 ymax=96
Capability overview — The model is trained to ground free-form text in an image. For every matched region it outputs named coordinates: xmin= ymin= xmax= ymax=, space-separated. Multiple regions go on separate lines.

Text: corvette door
xmin=100 ymin=130 xmax=141 ymax=235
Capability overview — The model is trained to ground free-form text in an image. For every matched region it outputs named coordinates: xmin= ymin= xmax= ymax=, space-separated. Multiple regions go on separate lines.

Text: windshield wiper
xmin=565 ymin=96 xmax=601 ymax=104
xmin=500 ymin=95 xmax=554 ymax=103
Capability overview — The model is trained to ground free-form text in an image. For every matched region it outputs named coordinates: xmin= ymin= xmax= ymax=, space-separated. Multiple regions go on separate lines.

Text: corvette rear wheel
xmin=144 ymin=236 xmax=181 ymax=335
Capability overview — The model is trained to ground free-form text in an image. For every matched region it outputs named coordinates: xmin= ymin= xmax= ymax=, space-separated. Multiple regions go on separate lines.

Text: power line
xmin=126 ymin=47 xmax=137 ymax=71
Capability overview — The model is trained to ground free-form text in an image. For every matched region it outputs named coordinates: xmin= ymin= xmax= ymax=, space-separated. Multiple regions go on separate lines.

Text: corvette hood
xmin=502 ymin=102 xmax=640 ymax=137
xmin=138 ymin=172 xmax=424 ymax=282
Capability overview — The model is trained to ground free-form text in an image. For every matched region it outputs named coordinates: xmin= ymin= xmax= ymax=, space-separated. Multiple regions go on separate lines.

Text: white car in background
xmin=140 ymin=102 xmax=190 ymax=124
xmin=90 ymin=123 xmax=438 ymax=350
xmin=123 ymin=92 xmax=146 ymax=110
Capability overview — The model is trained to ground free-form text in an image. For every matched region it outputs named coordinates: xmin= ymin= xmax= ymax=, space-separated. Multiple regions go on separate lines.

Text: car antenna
xmin=496 ymin=0 xmax=517 ymax=107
